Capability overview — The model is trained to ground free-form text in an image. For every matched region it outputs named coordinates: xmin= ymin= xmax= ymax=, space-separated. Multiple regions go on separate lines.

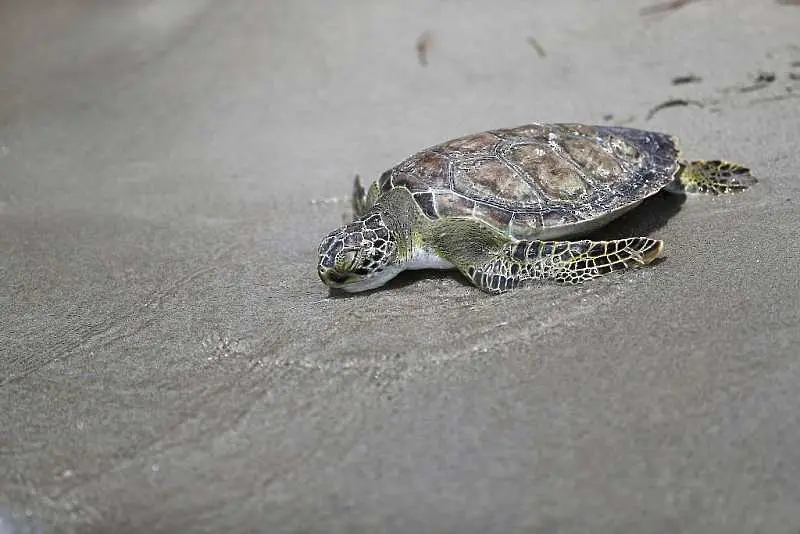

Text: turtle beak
xmin=317 ymin=265 xmax=351 ymax=288
xmin=318 ymin=243 xmax=363 ymax=288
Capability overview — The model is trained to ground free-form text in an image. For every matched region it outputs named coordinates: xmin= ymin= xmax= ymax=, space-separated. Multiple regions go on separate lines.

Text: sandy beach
xmin=2 ymin=1 xmax=800 ymax=532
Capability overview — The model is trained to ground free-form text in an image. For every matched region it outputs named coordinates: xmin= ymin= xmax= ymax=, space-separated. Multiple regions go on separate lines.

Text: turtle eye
xmin=369 ymin=247 xmax=384 ymax=262
xmin=335 ymin=250 xmax=359 ymax=272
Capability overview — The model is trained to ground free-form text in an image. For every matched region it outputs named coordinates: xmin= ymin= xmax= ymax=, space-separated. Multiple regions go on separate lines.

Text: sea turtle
xmin=317 ymin=123 xmax=756 ymax=294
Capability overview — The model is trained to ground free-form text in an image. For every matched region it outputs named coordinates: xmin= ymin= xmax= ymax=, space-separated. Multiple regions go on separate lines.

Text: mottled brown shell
xmin=376 ymin=123 xmax=679 ymax=238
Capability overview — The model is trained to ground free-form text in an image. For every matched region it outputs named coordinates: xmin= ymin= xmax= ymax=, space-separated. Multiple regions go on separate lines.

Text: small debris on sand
xmin=526 ymin=36 xmax=547 ymax=58
xmin=718 ymin=71 xmax=778 ymax=94
xmin=416 ymin=31 xmax=432 ymax=67
xmin=671 ymin=74 xmax=702 ymax=85
xmin=754 ymin=71 xmax=776 ymax=83
xmin=310 ymin=196 xmax=348 ymax=205
xmin=645 ymin=98 xmax=704 ymax=120
xmin=640 ymin=0 xmax=705 ymax=15
xmin=601 ymin=114 xmax=636 ymax=125
xmin=736 ymin=71 xmax=776 ymax=92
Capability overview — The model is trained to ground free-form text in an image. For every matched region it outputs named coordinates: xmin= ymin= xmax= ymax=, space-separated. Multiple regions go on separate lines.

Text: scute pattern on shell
xmin=376 ymin=123 xmax=679 ymax=238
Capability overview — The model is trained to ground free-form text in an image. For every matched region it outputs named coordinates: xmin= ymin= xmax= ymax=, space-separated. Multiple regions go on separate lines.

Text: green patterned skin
xmin=668 ymin=160 xmax=756 ymax=194
xmin=468 ymin=237 xmax=663 ymax=293
xmin=317 ymin=124 xmax=756 ymax=294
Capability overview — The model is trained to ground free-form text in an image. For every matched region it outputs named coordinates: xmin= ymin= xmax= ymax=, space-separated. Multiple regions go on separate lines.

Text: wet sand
xmin=2 ymin=1 xmax=800 ymax=532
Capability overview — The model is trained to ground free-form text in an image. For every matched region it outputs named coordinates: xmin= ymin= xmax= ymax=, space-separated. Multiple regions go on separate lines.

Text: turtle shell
xmin=375 ymin=123 xmax=679 ymax=239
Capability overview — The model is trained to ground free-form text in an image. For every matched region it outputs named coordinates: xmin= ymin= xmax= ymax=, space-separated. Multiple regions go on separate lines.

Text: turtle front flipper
xmin=425 ymin=218 xmax=664 ymax=294
xmin=464 ymin=237 xmax=664 ymax=294
xmin=667 ymin=160 xmax=757 ymax=195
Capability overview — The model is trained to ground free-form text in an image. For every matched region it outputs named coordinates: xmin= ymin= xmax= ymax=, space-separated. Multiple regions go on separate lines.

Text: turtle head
xmin=317 ymin=213 xmax=403 ymax=293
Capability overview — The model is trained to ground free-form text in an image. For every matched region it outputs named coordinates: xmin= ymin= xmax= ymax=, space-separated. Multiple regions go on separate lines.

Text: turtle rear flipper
xmin=462 ymin=237 xmax=663 ymax=294
xmin=352 ymin=175 xmax=368 ymax=218
xmin=668 ymin=160 xmax=757 ymax=195
xmin=352 ymin=174 xmax=382 ymax=219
